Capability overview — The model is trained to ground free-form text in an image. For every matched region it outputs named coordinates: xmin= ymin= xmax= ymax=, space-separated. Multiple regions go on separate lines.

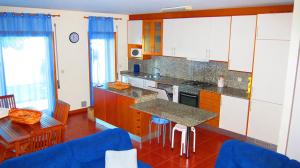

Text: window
xmin=0 ymin=13 xmax=56 ymax=115
xmin=88 ymin=17 xmax=116 ymax=106
xmin=90 ymin=39 xmax=107 ymax=85
xmin=0 ymin=36 xmax=55 ymax=112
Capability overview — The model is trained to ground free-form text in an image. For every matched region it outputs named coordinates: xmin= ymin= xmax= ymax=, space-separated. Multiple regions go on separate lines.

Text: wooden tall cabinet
xmin=143 ymin=20 xmax=163 ymax=56
xmin=199 ymin=90 xmax=221 ymax=127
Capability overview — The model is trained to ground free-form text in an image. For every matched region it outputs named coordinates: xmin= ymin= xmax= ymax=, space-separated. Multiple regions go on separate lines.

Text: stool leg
xmin=180 ymin=142 xmax=183 ymax=156
xmin=157 ymin=124 xmax=160 ymax=144
xmin=162 ymin=124 xmax=166 ymax=148
xmin=171 ymin=127 xmax=175 ymax=149
xmin=149 ymin=120 xmax=152 ymax=144
xmin=169 ymin=122 xmax=172 ymax=142
xmin=182 ymin=132 xmax=186 ymax=155
xmin=193 ymin=127 xmax=196 ymax=153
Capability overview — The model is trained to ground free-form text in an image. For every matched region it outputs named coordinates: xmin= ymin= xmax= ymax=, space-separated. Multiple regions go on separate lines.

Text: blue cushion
xmin=215 ymin=140 xmax=300 ymax=168
xmin=0 ymin=128 xmax=151 ymax=168
xmin=152 ymin=116 xmax=169 ymax=125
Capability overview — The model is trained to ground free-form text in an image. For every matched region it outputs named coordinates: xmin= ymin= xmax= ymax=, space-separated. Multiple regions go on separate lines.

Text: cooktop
xmin=181 ymin=80 xmax=215 ymax=88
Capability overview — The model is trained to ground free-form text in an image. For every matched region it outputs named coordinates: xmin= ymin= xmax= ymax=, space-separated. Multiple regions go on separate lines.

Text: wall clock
xmin=69 ymin=32 xmax=79 ymax=43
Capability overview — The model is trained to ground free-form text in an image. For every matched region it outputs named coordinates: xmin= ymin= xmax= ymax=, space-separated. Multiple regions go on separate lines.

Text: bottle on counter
xmin=247 ymin=77 xmax=252 ymax=98
xmin=218 ymin=75 xmax=225 ymax=88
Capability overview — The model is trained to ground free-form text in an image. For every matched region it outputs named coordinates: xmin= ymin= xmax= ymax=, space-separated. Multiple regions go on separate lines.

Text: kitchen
xmin=93 ymin=7 xmax=293 ymax=155
xmin=1 ymin=1 xmax=299 ymax=167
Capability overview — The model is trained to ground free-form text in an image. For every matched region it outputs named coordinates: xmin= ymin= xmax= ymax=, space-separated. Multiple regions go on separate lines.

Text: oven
xmin=179 ymin=92 xmax=199 ymax=107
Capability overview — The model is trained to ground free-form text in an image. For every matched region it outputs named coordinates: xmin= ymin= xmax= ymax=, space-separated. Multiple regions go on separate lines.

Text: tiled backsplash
xmin=128 ymin=56 xmax=251 ymax=90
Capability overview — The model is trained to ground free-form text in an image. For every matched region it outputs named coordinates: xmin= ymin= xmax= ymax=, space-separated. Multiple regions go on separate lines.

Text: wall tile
xmin=128 ymin=57 xmax=251 ymax=90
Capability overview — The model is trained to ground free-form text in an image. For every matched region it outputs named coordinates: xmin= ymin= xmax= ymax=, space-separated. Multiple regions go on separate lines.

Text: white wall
xmin=0 ymin=6 xmax=129 ymax=111
xmin=277 ymin=0 xmax=300 ymax=161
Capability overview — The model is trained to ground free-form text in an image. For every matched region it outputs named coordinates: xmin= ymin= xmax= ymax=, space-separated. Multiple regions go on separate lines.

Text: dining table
xmin=0 ymin=113 xmax=63 ymax=158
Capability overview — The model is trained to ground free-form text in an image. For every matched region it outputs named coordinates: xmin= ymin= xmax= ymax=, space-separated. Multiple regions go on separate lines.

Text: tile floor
xmin=65 ymin=113 xmax=232 ymax=168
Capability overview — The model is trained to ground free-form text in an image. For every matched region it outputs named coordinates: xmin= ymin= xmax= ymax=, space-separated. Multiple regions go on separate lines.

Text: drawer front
xmin=144 ymin=79 xmax=156 ymax=88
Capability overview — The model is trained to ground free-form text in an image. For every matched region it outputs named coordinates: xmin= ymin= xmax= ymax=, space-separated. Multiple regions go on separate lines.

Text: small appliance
xmin=130 ymin=48 xmax=142 ymax=58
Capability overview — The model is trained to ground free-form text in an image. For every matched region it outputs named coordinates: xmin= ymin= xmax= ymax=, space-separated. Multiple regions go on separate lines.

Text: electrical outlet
xmin=81 ymin=101 xmax=87 ymax=107
xmin=237 ymin=77 xmax=242 ymax=82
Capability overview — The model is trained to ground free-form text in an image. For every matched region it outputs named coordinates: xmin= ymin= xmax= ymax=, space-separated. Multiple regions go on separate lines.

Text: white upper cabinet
xmin=128 ymin=20 xmax=142 ymax=44
xmin=209 ymin=17 xmax=231 ymax=62
xmin=184 ymin=18 xmax=211 ymax=61
xmin=219 ymin=95 xmax=249 ymax=135
xmin=163 ymin=19 xmax=180 ymax=57
xmin=228 ymin=15 xmax=257 ymax=72
xmin=257 ymin=13 xmax=293 ymax=40
xmin=164 ymin=17 xmax=230 ymax=61
xmin=251 ymin=40 xmax=290 ymax=104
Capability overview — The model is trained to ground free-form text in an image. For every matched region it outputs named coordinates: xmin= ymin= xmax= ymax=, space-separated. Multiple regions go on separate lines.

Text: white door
xmin=209 ymin=17 xmax=231 ymax=62
xmin=228 ymin=15 xmax=257 ymax=72
xmin=248 ymin=100 xmax=283 ymax=145
xmin=219 ymin=95 xmax=249 ymax=135
xmin=252 ymin=40 xmax=290 ymax=104
xmin=128 ymin=20 xmax=142 ymax=44
xmin=257 ymin=13 xmax=293 ymax=40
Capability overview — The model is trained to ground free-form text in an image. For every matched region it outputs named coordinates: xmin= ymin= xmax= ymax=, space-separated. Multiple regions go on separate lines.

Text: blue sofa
xmin=0 ymin=128 xmax=151 ymax=168
xmin=216 ymin=140 xmax=300 ymax=168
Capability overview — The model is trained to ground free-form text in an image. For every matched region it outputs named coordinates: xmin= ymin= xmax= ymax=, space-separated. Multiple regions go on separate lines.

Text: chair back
xmin=53 ymin=100 xmax=70 ymax=125
xmin=29 ymin=128 xmax=62 ymax=153
xmin=0 ymin=95 xmax=16 ymax=109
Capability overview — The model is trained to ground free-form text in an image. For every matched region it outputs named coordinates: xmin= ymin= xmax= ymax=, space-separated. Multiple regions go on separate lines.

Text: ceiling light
xmin=160 ymin=6 xmax=193 ymax=12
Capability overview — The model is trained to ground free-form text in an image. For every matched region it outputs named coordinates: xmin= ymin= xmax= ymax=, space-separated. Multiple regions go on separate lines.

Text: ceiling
xmin=0 ymin=0 xmax=294 ymax=14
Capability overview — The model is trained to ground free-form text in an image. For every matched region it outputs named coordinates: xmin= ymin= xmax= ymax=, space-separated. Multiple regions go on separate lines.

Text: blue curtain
xmin=88 ymin=17 xmax=115 ymax=106
xmin=0 ymin=13 xmax=55 ymax=115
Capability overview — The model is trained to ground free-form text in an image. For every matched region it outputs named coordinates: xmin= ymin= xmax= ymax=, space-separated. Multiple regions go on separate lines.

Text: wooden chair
xmin=28 ymin=127 xmax=62 ymax=153
xmin=0 ymin=143 xmax=5 ymax=163
xmin=0 ymin=95 xmax=16 ymax=109
xmin=53 ymin=100 xmax=70 ymax=141
xmin=53 ymin=100 xmax=70 ymax=125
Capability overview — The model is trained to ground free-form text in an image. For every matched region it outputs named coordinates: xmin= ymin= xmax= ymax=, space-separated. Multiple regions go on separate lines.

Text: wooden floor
xmin=65 ymin=112 xmax=232 ymax=168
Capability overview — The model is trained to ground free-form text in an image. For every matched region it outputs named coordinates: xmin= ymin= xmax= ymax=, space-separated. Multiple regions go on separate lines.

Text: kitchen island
xmin=131 ymin=99 xmax=216 ymax=158
xmin=94 ymin=84 xmax=158 ymax=141
xmin=94 ymin=84 xmax=217 ymax=158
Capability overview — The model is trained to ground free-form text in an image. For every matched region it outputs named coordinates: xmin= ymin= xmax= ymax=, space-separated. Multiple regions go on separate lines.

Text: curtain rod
xmin=0 ymin=12 xmax=60 ymax=17
xmin=83 ymin=16 xmax=122 ymax=20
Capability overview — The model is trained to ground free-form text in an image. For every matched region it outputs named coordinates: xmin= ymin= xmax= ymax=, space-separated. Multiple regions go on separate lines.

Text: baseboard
xmin=198 ymin=124 xmax=277 ymax=151
xmin=69 ymin=107 xmax=88 ymax=115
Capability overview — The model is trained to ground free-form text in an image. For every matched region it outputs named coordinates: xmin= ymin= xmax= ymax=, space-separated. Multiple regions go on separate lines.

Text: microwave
xmin=130 ymin=48 xmax=142 ymax=58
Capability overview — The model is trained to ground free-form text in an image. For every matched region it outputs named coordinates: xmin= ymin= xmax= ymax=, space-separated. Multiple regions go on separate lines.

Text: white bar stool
xmin=171 ymin=124 xmax=196 ymax=156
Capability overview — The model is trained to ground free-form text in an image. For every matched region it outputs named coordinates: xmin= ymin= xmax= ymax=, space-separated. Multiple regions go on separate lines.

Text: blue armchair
xmin=216 ymin=140 xmax=300 ymax=168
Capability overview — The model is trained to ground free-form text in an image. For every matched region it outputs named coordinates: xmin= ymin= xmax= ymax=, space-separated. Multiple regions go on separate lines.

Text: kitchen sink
xmin=143 ymin=74 xmax=160 ymax=80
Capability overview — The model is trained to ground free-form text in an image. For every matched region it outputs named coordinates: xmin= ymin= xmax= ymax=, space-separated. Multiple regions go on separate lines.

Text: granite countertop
xmin=131 ymin=99 xmax=216 ymax=127
xmin=121 ymin=71 xmax=249 ymax=99
xmin=94 ymin=84 xmax=158 ymax=103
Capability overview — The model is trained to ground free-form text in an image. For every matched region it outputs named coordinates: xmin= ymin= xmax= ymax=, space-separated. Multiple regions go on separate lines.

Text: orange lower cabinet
xmin=199 ymin=90 xmax=221 ymax=127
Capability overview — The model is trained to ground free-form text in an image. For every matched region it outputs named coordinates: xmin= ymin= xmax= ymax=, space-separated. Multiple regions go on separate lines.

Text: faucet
xmin=152 ymin=67 xmax=161 ymax=79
